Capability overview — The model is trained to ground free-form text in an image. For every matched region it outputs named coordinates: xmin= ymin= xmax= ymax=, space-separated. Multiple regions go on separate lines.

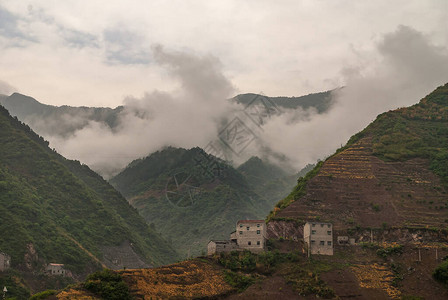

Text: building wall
xmin=46 ymin=264 xmax=66 ymax=276
xmin=236 ymin=221 xmax=266 ymax=252
xmin=207 ymin=241 xmax=238 ymax=255
xmin=304 ymin=222 xmax=333 ymax=255
xmin=0 ymin=253 xmax=10 ymax=271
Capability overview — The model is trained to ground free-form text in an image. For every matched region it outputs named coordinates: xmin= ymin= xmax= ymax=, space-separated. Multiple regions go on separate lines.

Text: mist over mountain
xmin=0 ymin=87 xmax=334 ymax=178
xmin=2 ymin=26 xmax=447 ymax=181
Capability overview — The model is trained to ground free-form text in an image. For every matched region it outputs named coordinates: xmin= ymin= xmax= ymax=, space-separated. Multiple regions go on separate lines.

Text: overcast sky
xmin=1 ymin=0 xmax=447 ymax=107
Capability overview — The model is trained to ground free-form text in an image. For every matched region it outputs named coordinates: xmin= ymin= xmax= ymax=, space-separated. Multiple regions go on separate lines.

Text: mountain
xmin=236 ymin=156 xmax=306 ymax=203
xmin=0 ymin=104 xmax=178 ymax=295
xmin=0 ymin=93 xmax=123 ymax=137
xmin=234 ymin=90 xmax=333 ymax=113
xmin=0 ymin=90 xmax=333 ymax=139
xmin=109 ymin=148 xmax=296 ymax=257
xmin=270 ymin=83 xmax=448 ymax=229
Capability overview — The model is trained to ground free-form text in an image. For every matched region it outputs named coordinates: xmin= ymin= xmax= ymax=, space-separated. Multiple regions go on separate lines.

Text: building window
xmin=311 ymin=230 xmax=316 ymax=234
xmin=257 ymin=224 xmax=260 ymax=227
xmin=327 ymin=241 xmax=332 ymax=246
xmin=257 ymin=230 xmax=260 ymax=234
xmin=239 ymin=231 xmax=243 ymax=235
xmin=247 ymin=226 xmax=250 ymax=230
xmin=327 ymin=231 xmax=332 ymax=235
xmin=320 ymin=241 xmax=325 ymax=245
xmin=311 ymin=240 xmax=315 ymax=244
xmin=312 ymin=223 xmax=316 ymax=227
xmin=320 ymin=224 xmax=324 ymax=227
xmin=248 ymin=241 xmax=251 ymax=245
xmin=327 ymin=224 xmax=331 ymax=228
xmin=257 ymin=241 xmax=260 ymax=245
xmin=240 ymin=224 xmax=243 ymax=228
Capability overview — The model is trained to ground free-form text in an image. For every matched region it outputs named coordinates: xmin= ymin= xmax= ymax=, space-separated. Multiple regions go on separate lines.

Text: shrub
xmin=83 ymin=269 xmax=132 ymax=300
xmin=223 ymin=270 xmax=255 ymax=292
xmin=433 ymin=260 xmax=448 ymax=284
xmin=377 ymin=245 xmax=403 ymax=258
xmin=29 ymin=290 xmax=57 ymax=300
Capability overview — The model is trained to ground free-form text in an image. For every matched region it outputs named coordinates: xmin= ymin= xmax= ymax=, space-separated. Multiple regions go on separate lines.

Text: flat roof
xmin=208 ymin=240 xmax=232 ymax=244
xmin=306 ymin=221 xmax=332 ymax=225
xmin=237 ymin=220 xmax=264 ymax=224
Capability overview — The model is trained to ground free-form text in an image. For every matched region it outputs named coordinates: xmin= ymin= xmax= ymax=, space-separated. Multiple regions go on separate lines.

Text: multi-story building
xmin=304 ymin=222 xmax=333 ymax=255
xmin=207 ymin=220 xmax=266 ymax=255
xmin=235 ymin=220 xmax=266 ymax=253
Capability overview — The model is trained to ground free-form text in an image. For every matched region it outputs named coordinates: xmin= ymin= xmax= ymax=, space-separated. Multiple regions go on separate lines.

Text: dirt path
xmin=57 ymin=227 xmax=107 ymax=268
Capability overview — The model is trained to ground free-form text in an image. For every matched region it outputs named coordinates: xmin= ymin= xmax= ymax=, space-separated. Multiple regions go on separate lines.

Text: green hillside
xmin=348 ymin=82 xmax=448 ymax=184
xmin=0 ymin=104 xmax=178 ymax=294
xmin=271 ymin=83 xmax=448 ymax=228
xmin=110 ymin=148 xmax=296 ymax=257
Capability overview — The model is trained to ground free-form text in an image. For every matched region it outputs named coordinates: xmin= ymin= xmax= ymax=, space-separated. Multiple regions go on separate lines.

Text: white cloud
xmin=259 ymin=25 xmax=448 ymax=169
xmin=0 ymin=1 xmax=446 ymax=106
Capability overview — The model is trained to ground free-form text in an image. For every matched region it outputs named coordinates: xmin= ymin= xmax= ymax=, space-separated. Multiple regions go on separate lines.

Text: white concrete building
xmin=235 ymin=220 xmax=266 ymax=253
xmin=207 ymin=220 xmax=266 ymax=255
xmin=304 ymin=222 xmax=333 ymax=255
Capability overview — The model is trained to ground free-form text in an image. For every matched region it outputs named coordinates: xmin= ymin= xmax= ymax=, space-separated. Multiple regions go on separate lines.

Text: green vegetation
xmin=83 ymin=269 xmax=132 ymax=300
xmin=271 ymin=83 xmax=448 ymax=218
xmin=29 ymin=290 xmax=56 ymax=300
xmin=284 ymin=265 xmax=335 ymax=298
xmin=216 ymin=250 xmax=336 ymax=298
xmin=347 ymin=83 xmax=448 ymax=186
xmin=433 ymin=260 xmax=448 ymax=285
xmin=268 ymin=161 xmax=323 ymax=219
xmin=0 ymin=104 xmax=178 ymax=278
xmin=223 ymin=270 xmax=255 ymax=292
xmin=0 ymin=271 xmax=30 ymax=299
xmin=110 ymin=148 xmax=295 ymax=258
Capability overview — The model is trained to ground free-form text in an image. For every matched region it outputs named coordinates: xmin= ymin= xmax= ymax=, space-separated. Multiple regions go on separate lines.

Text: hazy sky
xmin=1 ymin=0 xmax=447 ymax=107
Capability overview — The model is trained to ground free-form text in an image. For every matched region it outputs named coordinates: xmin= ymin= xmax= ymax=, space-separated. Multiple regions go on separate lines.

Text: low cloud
xmin=49 ymin=46 xmax=239 ymax=177
xmin=258 ymin=25 xmax=448 ymax=169
xmin=21 ymin=25 xmax=448 ymax=178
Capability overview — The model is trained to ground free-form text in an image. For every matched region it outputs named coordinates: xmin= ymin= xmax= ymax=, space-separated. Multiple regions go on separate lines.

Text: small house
xmin=46 ymin=263 xmax=67 ymax=276
xmin=0 ymin=252 xmax=10 ymax=271
xmin=304 ymin=222 xmax=333 ymax=255
xmin=207 ymin=240 xmax=238 ymax=255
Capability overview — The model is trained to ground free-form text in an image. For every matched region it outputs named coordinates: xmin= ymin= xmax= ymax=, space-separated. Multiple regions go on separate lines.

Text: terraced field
xmin=276 ymin=136 xmax=448 ymax=229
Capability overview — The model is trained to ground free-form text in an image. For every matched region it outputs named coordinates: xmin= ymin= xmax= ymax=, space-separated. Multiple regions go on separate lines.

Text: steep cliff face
xmin=271 ymin=83 xmax=448 ymax=230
